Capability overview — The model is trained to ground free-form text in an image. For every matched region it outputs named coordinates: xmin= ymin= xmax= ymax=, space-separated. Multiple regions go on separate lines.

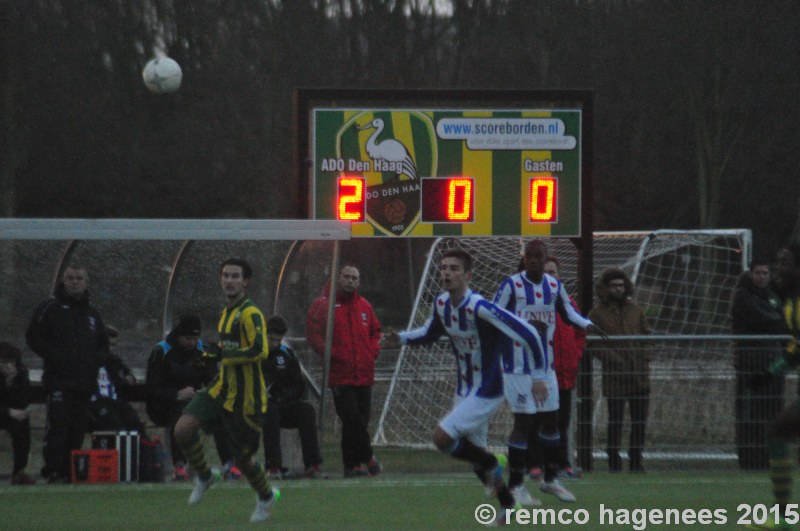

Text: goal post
xmin=374 ymin=229 xmax=753 ymax=468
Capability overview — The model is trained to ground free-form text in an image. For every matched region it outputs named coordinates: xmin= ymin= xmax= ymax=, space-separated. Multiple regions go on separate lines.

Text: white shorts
xmin=439 ymin=394 xmax=504 ymax=448
xmin=504 ymin=372 xmax=559 ymax=414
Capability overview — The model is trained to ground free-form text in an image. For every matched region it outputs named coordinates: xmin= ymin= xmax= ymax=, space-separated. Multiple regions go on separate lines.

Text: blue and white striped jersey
xmin=494 ymin=272 xmax=592 ymax=375
xmin=399 ymin=289 xmax=546 ymax=398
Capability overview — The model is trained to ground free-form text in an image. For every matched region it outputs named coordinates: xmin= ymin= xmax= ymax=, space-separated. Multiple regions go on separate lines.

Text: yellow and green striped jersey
xmin=771 ymin=296 xmax=800 ymax=375
xmin=208 ymin=297 xmax=269 ymax=416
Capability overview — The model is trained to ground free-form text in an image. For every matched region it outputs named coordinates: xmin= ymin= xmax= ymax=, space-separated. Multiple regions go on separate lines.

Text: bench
xmin=28 ymin=368 xmax=149 ymax=403
xmin=27 ymin=368 xmax=308 ymax=474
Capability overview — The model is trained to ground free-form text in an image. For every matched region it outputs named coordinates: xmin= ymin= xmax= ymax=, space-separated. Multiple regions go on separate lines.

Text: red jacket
xmin=553 ymin=295 xmax=587 ymax=390
xmin=306 ymin=286 xmax=382 ymax=387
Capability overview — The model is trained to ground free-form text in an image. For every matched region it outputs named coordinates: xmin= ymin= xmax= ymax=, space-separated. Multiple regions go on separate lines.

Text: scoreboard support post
xmin=317 ymin=240 xmax=341 ymax=445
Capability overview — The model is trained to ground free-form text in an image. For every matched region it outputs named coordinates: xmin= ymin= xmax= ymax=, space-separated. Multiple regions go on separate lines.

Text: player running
xmin=173 ymin=258 xmax=279 ymax=523
xmin=494 ymin=240 xmax=605 ymax=505
xmin=384 ymin=248 xmax=548 ymax=521
xmin=754 ymin=243 xmax=800 ymax=530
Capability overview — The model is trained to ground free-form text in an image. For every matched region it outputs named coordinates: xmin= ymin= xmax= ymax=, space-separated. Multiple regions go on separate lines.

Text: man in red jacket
xmin=306 ymin=264 xmax=382 ymax=477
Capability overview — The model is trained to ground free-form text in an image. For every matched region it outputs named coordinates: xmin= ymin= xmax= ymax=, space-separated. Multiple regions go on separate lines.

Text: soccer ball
xmin=142 ymin=57 xmax=182 ymax=94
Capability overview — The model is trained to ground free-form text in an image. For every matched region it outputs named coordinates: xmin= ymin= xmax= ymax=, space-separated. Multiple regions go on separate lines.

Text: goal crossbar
xmin=0 ymin=218 xmax=351 ymax=241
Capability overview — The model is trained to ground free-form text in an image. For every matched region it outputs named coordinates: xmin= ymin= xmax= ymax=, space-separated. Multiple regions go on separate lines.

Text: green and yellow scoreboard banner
xmin=312 ymin=108 xmax=582 ymax=237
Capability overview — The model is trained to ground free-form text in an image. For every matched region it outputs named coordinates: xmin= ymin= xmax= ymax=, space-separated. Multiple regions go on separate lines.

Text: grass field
xmin=1 ymin=464 xmax=779 ymax=530
xmin=0 ymin=430 xmax=784 ymax=529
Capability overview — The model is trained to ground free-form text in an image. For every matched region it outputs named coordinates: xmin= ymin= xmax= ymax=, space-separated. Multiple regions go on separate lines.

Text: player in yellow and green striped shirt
xmin=174 ymin=258 xmax=279 ymax=523
xmin=760 ymin=243 xmax=800 ymax=530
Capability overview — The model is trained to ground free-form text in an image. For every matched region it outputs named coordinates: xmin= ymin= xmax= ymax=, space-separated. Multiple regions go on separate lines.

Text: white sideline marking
xmin=0 ymin=473 xmax=767 ymax=495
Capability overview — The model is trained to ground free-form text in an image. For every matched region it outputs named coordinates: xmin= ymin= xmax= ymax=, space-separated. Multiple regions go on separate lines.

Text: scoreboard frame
xmin=294 ymin=89 xmax=592 ymax=241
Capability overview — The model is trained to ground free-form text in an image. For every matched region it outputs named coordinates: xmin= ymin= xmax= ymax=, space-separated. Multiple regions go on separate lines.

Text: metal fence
xmin=288 ymin=334 xmax=795 ymax=472
xmin=577 ymin=334 xmax=792 ymax=471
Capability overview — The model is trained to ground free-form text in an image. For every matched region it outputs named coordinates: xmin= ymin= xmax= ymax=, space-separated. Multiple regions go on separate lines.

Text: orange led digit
xmin=529 ymin=177 xmax=557 ymax=222
xmin=337 ymin=176 xmax=365 ymax=221
xmin=421 ymin=177 xmax=474 ymax=223
xmin=447 ymin=179 xmax=472 ymax=221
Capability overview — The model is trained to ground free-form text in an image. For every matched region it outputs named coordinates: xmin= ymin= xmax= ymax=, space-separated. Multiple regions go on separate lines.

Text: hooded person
xmin=588 ymin=267 xmax=652 ymax=472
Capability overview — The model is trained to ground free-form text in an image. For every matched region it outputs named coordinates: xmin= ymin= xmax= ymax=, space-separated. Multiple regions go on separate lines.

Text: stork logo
xmin=359 ymin=118 xmax=418 ymax=180
xmin=337 ymin=111 xmax=437 ymax=236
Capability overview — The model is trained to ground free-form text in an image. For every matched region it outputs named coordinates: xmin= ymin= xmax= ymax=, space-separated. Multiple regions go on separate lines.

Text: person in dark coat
xmin=145 ymin=315 xmax=236 ymax=481
xmin=262 ymin=315 xmax=324 ymax=478
xmin=0 ymin=342 xmax=36 ymax=485
xmin=731 ymin=259 xmax=787 ymax=470
xmin=26 ymin=264 xmax=110 ymax=483
xmin=88 ymin=326 xmax=148 ymax=438
xmin=588 ymin=267 xmax=652 ymax=472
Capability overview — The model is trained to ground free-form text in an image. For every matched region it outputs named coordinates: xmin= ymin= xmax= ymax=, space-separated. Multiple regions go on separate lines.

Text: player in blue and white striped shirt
xmin=385 ymin=248 xmax=547 ymax=515
xmin=494 ymin=239 xmax=605 ymax=505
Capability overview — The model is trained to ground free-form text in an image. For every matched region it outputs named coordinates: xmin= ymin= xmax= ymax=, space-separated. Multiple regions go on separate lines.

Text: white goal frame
xmin=0 ymin=218 xmax=351 ymax=241
xmin=374 ymin=229 xmax=754 ymax=467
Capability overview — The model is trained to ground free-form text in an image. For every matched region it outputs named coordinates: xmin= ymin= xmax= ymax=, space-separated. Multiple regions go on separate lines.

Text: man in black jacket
xmin=731 ymin=259 xmax=787 ymax=469
xmin=26 ymin=264 xmax=110 ymax=483
xmin=0 ymin=342 xmax=35 ymax=485
xmin=262 ymin=315 xmax=323 ymax=478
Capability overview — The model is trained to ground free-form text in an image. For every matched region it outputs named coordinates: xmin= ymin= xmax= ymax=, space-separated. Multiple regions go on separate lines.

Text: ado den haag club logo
xmin=338 ymin=112 xmax=437 ymax=236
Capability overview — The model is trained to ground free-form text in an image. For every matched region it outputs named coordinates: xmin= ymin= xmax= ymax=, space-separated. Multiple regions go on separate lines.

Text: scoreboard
xmin=302 ymin=92 xmax=589 ymax=238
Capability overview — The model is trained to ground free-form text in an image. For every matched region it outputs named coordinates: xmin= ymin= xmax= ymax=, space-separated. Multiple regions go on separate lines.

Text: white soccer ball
xmin=142 ymin=57 xmax=182 ymax=94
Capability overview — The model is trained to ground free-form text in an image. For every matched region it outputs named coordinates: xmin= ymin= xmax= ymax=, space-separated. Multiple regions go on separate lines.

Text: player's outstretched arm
xmin=397 ymin=314 xmax=446 ymax=347
xmin=381 ymin=329 xmax=402 ymax=348
xmin=474 ymin=300 xmax=546 ymax=370
xmin=587 ymin=323 xmax=609 ymax=339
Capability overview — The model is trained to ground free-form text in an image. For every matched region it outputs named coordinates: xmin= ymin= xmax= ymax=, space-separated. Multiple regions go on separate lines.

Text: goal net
xmin=374 ymin=229 xmax=753 ymax=458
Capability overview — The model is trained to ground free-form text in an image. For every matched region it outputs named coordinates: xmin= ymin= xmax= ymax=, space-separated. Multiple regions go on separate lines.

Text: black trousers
xmin=263 ymin=400 xmax=322 ymax=470
xmin=556 ymin=389 xmax=573 ymax=468
xmin=735 ymin=372 xmax=784 ymax=470
xmin=43 ymin=390 xmax=91 ymax=478
xmin=526 ymin=389 xmax=574 ymax=470
xmin=0 ymin=413 xmax=31 ymax=475
xmin=606 ymin=393 xmax=649 ymax=469
xmin=332 ymin=385 xmax=374 ymax=470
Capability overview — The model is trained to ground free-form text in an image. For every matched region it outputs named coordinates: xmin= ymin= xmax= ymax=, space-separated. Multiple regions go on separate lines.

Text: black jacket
xmin=262 ymin=343 xmax=306 ymax=406
xmin=732 ymin=273 xmax=786 ymax=336
xmin=0 ymin=360 xmax=31 ymax=418
xmin=145 ymin=332 xmax=217 ymax=426
xmin=25 ymin=285 xmax=110 ymax=393
xmin=731 ymin=272 xmax=787 ymax=374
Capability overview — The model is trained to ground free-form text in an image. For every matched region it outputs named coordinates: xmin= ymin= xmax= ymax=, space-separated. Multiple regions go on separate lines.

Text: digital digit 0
xmin=447 ymin=178 xmax=473 ymax=221
xmin=337 ymin=176 xmax=365 ymax=221
xmin=529 ymin=177 xmax=557 ymax=222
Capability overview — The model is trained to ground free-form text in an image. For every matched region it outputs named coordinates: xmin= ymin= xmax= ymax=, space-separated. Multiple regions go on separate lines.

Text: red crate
xmin=71 ymin=449 xmax=119 ymax=484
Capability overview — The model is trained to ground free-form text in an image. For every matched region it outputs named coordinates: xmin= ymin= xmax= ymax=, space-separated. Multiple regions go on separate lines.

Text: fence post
xmin=577 ymin=346 xmax=594 ymax=471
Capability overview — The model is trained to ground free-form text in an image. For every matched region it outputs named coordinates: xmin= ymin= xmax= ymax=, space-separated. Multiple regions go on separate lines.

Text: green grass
xmin=0 ymin=469 xmax=779 ymax=530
